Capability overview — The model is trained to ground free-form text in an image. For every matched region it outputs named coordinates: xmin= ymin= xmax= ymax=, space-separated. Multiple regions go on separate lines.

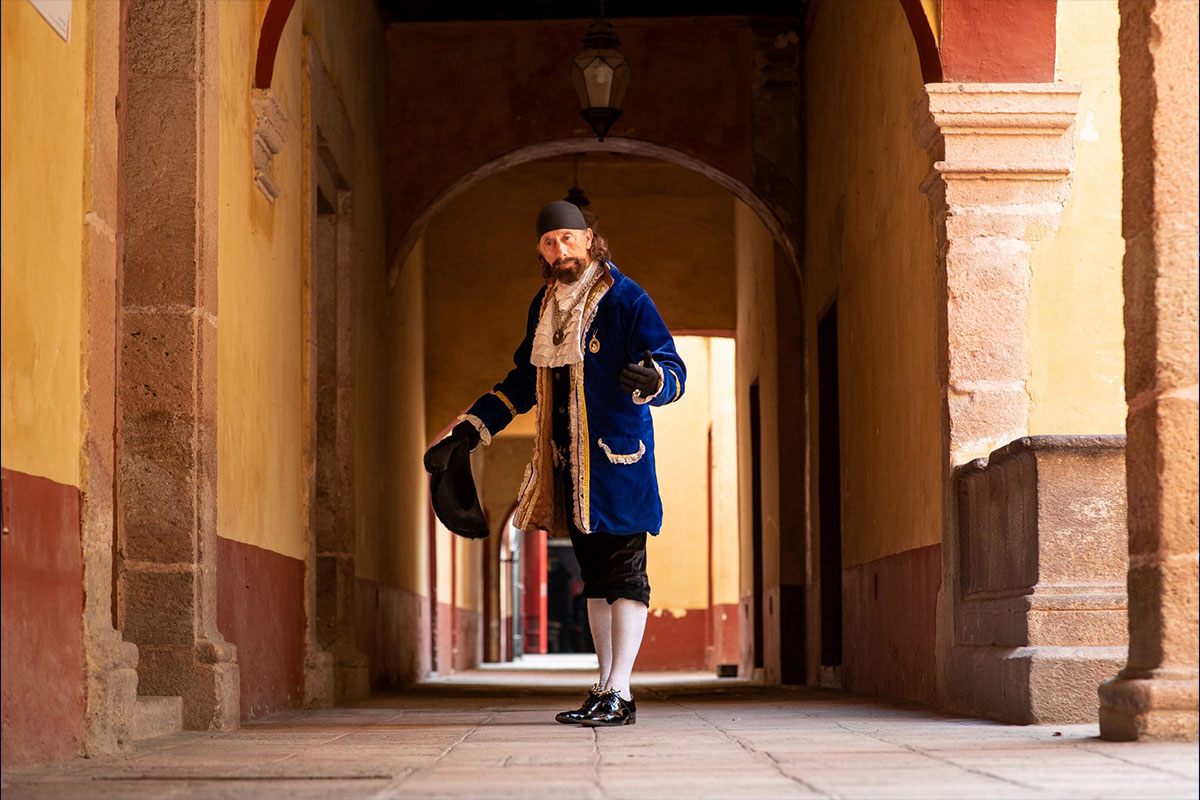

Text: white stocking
xmin=587 ymin=598 xmax=613 ymax=688
xmin=604 ymin=598 xmax=647 ymax=701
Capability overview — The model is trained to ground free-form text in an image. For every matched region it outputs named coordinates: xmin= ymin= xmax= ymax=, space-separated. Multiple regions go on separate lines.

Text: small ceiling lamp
xmin=564 ymin=155 xmax=599 ymax=229
xmin=572 ymin=18 xmax=631 ymax=142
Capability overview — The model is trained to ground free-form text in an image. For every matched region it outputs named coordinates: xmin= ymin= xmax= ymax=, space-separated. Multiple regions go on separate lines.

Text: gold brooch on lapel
xmin=588 ymin=333 xmax=600 ymax=354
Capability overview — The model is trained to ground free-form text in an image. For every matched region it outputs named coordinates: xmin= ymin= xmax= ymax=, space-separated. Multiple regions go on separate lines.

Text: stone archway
xmin=386 ymin=136 xmax=798 ymax=289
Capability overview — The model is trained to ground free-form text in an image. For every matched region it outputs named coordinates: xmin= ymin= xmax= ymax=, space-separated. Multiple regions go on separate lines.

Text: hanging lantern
xmin=564 ymin=155 xmax=599 ymax=229
xmin=572 ymin=19 xmax=631 ymax=142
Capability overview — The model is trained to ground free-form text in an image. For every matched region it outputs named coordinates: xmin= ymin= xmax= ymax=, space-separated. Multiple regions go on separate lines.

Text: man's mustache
xmin=553 ymin=257 xmax=584 ymax=271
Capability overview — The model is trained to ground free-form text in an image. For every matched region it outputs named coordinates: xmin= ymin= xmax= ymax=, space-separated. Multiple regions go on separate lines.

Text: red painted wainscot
xmin=216 ymin=536 xmax=305 ymax=721
xmin=842 ymin=543 xmax=941 ymax=703
xmin=640 ymin=603 xmax=739 ymax=672
xmin=354 ymin=577 xmax=430 ymax=688
xmin=1 ymin=468 xmax=86 ymax=768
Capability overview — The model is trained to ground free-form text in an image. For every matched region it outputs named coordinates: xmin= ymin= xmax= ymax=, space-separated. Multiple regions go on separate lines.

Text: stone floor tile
xmin=598 ymin=773 xmax=820 ymax=800
xmin=796 ymin=768 xmax=1048 ymax=800
xmin=3 ymin=676 xmax=1197 ymax=800
xmin=769 ymin=751 xmax=950 ymax=770
xmin=1 ymin=779 xmax=193 ymax=800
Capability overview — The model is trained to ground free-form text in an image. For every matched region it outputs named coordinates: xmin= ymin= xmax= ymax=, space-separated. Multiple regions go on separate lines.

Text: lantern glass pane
xmin=583 ymin=59 xmax=614 ymax=107
xmin=571 ymin=62 xmax=590 ymax=108
xmin=610 ymin=60 xmax=631 ymax=109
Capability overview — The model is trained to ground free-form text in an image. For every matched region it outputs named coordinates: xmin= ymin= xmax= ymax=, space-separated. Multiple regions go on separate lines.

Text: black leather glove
xmin=620 ymin=350 xmax=661 ymax=399
xmin=423 ymin=421 xmax=481 ymax=473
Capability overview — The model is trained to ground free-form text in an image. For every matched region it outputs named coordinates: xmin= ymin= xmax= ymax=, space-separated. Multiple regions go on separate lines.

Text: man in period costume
xmin=425 ymin=200 xmax=686 ymax=727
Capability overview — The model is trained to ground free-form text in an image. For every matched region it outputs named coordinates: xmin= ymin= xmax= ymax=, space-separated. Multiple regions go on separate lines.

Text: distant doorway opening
xmin=817 ymin=301 xmax=843 ymax=673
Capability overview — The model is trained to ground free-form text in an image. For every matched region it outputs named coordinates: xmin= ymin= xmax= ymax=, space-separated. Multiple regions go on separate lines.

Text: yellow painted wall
xmin=735 ymin=199 xmax=780 ymax=678
xmin=1 ymin=0 xmax=87 ymax=488
xmin=804 ymin=0 xmax=941 ymax=569
xmin=215 ymin=1 xmax=399 ymax=574
xmin=647 ymin=336 xmax=715 ymax=613
xmin=216 ymin=0 xmax=304 ymax=560
xmin=300 ymin=0 xmax=417 ymax=590
xmin=1027 ymin=0 xmax=1125 ymax=435
xmin=356 ymin=238 xmax=428 ymax=593
xmin=455 ymin=536 xmax=484 ymax=613
xmin=423 ymin=156 xmax=737 ymax=442
xmin=709 ymin=337 xmax=740 ymax=608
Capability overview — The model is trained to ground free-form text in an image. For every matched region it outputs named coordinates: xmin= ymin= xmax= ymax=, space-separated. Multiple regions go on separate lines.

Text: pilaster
xmin=913 ymin=83 xmax=1082 ymax=465
xmin=118 ymin=0 xmax=238 ymax=730
xmin=1099 ymin=0 xmax=1199 ymax=742
xmin=81 ymin=0 xmax=140 ymax=756
xmin=912 ymin=82 xmax=1082 ymax=707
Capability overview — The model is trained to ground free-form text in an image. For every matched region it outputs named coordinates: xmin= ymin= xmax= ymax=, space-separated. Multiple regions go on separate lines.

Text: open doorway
xmin=420 ymin=155 xmax=783 ymax=677
xmin=546 ymin=541 xmax=594 ymax=654
xmin=817 ymin=301 xmax=843 ymax=680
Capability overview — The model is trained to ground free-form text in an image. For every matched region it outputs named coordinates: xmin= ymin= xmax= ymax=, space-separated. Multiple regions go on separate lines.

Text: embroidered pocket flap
xmin=597 ymin=437 xmax=646 ymax=465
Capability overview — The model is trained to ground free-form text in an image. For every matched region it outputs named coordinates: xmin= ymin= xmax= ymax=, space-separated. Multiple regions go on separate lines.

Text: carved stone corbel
xmin=252 ymin=88 xmax=287 ymax=202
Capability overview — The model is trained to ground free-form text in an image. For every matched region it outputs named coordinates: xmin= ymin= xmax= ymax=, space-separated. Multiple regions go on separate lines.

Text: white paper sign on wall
xmin=29 ymin=0 xmax=72 ymax=43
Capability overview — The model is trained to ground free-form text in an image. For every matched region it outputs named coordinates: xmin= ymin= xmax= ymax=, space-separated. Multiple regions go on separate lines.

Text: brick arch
xmin=386 ymin=136 xmax=796 ymax=291
xmin=254 ymin=0 xmax=297 ymax=89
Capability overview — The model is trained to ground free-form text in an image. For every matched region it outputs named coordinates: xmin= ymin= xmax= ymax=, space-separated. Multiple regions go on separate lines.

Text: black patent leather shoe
xmin=581 ymin=690 xmax=637 ymax=727
xmin=555 ymin=686 xmax=604 ymax=724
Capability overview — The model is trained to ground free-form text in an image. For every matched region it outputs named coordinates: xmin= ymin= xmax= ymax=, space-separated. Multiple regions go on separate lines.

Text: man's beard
xmin=550 ymin=256 xmax=587 ymax=284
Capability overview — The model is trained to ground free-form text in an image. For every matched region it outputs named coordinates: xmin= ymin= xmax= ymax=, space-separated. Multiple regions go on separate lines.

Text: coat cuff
xmin=457 ymin=413 xmax=491 ymax=447
xmin=632 ymin=360 xmax=664 ymax=405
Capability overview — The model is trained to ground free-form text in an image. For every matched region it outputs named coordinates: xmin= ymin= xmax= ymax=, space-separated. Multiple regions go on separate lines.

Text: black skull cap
xmin=536 ymin=200 xmax=588 ymax=238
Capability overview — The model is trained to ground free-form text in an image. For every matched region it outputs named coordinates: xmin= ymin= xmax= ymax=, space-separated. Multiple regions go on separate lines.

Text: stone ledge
xmin=950 ymin=645 xmax=1128 ymax=724
xmin=960 ymin=435 xmax=1126 ymax=474
xmin=952 ymin=436 xmax=1129 ymax=723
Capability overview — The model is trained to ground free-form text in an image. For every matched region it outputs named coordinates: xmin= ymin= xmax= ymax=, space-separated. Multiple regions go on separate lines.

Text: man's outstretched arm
xmin=456 ymin=288 xmax=545 ymax=445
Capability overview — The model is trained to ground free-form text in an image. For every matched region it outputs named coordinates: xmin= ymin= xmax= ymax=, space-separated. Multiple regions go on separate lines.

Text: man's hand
xmin=423 ymin=421 xmax=481 ymax=473
xmin=620 ymin=350 xmax=661 ymax=400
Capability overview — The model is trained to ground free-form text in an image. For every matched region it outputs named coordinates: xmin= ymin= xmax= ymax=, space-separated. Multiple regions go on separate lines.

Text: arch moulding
xmin=386 ymin=137 xmax=798 ymax=292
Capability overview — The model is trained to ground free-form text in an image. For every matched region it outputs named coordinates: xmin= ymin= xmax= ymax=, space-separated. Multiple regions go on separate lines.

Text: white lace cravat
xmin=530 ymin=262 xmax=598 ymax=368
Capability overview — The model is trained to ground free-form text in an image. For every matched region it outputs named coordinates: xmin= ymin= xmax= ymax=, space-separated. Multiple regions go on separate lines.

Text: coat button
xmin=557 ymin=406 xmax=566 ymax=414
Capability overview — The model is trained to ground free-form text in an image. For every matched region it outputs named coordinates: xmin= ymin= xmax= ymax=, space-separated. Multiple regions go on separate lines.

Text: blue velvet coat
xmin=464 ymin=262 xmax=686 ymax=537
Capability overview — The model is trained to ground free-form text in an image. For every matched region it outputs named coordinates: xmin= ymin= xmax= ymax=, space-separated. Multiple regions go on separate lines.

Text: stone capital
xmin=913 ymin=83 xmax=1081 ymax=172
xmin=910 ymin=82 xmax=1082 ymax=465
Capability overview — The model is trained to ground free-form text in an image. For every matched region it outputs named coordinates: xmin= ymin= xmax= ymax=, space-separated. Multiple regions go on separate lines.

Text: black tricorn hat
xmin=424 ymin=434 xmax=489 ymax=539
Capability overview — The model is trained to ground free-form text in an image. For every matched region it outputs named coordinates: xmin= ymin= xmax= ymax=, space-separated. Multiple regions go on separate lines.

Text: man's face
xmin=538 ymin=227 xmax=594 ymax=284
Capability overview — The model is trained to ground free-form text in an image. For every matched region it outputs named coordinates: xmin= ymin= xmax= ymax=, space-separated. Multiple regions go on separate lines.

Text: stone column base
xmin=84 ymin=632 xmax=141 ymax=755
xmin=1099 ymin=670 xmax=1199 ymax=741
xmin=137 ymin=642 xmax=239 ymax=730
xmin=950 ymin=645 xmax=1128 ymax=724
xmin=336 ymin=647 xmax=371 ymax=704
xmin=305 ymin=646 xmax=335 ymax=709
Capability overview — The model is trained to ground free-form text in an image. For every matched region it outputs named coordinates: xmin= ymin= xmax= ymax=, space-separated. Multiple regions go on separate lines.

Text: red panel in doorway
xmin=523 ymin=530 xmax=548 ymax=655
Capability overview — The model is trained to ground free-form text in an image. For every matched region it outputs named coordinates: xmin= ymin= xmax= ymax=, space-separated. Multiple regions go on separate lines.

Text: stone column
xmin=912 ymin=84 xmax=1082 ymax=702
xmin=1099 ymin=0 xmax=1199 ymax=742
xmin=302 ymin=42 xmax=368 ymax=704
xmin=81 ymin=0 xmax=140 ymax=755
xmin=118 ymin=0 xmax=238 ymax=730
